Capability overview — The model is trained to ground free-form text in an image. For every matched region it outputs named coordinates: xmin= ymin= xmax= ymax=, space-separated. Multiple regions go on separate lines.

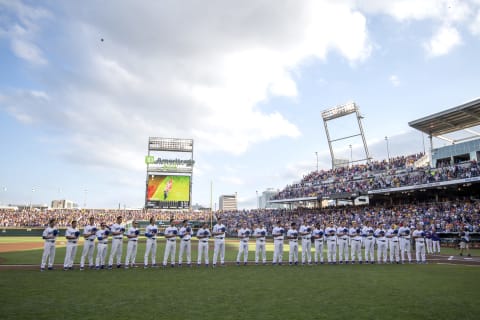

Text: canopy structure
xmin=408 ymin=98 xmax=480 ymax=143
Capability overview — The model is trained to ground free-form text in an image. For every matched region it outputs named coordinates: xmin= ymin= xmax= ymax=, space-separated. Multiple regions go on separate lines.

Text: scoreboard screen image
xmin=146 ymin=175 xmax=191 ymax=203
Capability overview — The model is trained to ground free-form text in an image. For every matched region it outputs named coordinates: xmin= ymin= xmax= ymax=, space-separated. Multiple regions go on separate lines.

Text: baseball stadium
xmin=1 ymin=101 xmax=480 ymax=319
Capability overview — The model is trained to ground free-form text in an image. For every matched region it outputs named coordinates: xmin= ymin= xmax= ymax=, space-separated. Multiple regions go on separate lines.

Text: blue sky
xmin=1 ymin=0 xmax=480 ymax=209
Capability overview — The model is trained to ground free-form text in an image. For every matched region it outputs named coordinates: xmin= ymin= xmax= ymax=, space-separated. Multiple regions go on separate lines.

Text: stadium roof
xmin=408 ymin=98 xmax=480 ymax=137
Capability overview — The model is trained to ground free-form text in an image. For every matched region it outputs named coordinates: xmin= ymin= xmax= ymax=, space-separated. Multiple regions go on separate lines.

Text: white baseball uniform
xmin=325 ymin=227 xmax=337 ymax=263
xmin=349 ymin=227 xmax=362 ymax=263
xmin=163 ymin=226 xmax=178 ymax=267
xmin=144 ymin=224 xmax=158 ymax=267
xmin=398 ymin=226 xmax=412 ymax=263
xmin=287 ymin=229 xmax=299 ymax=265
xmin=63 ymin=226 xmax=80 ymax=269
xmin=108 ymin=223 xmax=125 ymax=268
xmin=80 ymin=224 xmax=97 ymax=269
xmin=387 ymin=228 xmax=400 ymax=263
xmin=196 ymin=228 xmax=210 ymax=266
xmin=299 ymin=225 xmax=312 ymax=265
xmin=413 ymin=229 xmax=426 ymax=263
xmin=178 ymin=226 xmax=192 ymax=266
xmin=425 ymin=230 xmax=433 ymax=254
xmin=336 ymin=227 xmax=349 ymax=263
xmin=41 ymin=226 xmax=58 ymax=269
xmin=236 ymin=228 xmax=251 ymax=265
xmin=95 ymin=229 xmax=109 ymax=269
xmin=313 ymin=228 xmax=324 ymax=264
xmin=125 ymin=226 xmax=139 ymax=268
xmin=272 ymin=226 xmax=285 ymax=265
xmin=254 ymin=227 xmax=267 ymax=264
xmin=212 ymin=223 xmax=226 ymax=266
xmin=363 ymin=226 xmax=375 ymax=263
xmin=375 ymin=228 xmax=388 ymax=263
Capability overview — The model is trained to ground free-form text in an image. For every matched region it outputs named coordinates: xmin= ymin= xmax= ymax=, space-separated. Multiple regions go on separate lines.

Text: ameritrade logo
xmin=145 ymin=156 xmax=155 ymax=164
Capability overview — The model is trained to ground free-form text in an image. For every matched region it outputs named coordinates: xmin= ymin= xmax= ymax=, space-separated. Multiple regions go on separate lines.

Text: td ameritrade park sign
xmin=145 ymin=156 xmax=194 ymax=168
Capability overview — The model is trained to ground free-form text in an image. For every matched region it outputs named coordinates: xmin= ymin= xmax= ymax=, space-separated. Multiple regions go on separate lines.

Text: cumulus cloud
xmin=0 ymin=0 xmax=50 ymax=65
xmin=357 ymin=0 xmax=477 ymax=57
xmin=0 ymin=0 xmax=373 ymax=170
xmin=424 ymin=24 xmax=462 ymax=56
xmin=471 ymin=9 xmax=480 ymax=35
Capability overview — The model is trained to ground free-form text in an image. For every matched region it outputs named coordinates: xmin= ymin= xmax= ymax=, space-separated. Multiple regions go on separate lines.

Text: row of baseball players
xmin=41 ymin=216 xmax=437 ymax=270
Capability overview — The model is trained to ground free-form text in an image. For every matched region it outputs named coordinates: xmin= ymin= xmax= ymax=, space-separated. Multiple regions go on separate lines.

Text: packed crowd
xmin=0 ymin=209 xmax=210 ymax=228
xmin=2 ymin=200 xmax=479 ymax=234
xmin=274 ymin=154 xmax=480 ymax=200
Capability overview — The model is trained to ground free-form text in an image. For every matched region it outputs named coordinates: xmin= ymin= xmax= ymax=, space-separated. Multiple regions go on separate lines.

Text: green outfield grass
xmin=0 ymin=264 xmax=479 ymax=320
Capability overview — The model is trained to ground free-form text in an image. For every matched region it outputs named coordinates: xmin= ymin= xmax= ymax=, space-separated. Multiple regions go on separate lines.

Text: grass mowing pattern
xmin=0 ymin=264 xmax=479 ymax=320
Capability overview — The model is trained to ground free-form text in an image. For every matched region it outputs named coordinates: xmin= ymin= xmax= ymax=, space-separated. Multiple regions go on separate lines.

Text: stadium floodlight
xmin=321 ymin=101 xmax=371 ymax=169
xmin=321 ymin=102 xmax=357 ymax=121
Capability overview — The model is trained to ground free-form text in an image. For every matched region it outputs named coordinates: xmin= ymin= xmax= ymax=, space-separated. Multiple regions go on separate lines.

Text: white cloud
xmin=0 ymin=0 xmax=374 ymax=169
xmin=389 ymin=75 xmax=401 ymax=87
xmin=358 ymin=0 xmax=472 ymax=23
xmin=11 ymin=39 xmax=47 ymax=65
xmin=0 ymin=0 xmax=51 ymax=65
xmin=471 ymin=10 xmax=480 ymax=35
xmin=424 ymin=24 xmax=462 ymax=56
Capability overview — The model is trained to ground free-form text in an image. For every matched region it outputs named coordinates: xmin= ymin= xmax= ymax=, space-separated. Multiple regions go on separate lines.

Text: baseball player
xmin=412 ymin=224 xmax=426 ymax=264
xmin=124 ymin=220 xmax=140 ymax=268
xmin=95 ymin=222 xmax=110 ymax=270
xmin=40 ymin=218 xmax=58 ymax=271
xmin=80 ymin=216 xmax=97 ymax=270
xmin=362 ymin=221 xmax=375 ymax=264
xmin=287 ymin=222 xmax=299 ymax=266
xmin=431 ymin=227 xmax=441 ymax=254
xmin=144 ymin=217 xmax=159 ymax=268
xmin=236 ymin=222 xmax=251 ymax=266
xmin=375 ymin=224 xmax=388 ymax=264
xmin=178 ymin=219 xmax=192 ymax=267
xmin=163 ymin=219 xmax=178 ymax=267
xmin=325 ymin=221 xmax=337 ymax=264
xmin=254 ymin=222 xmax=267 ymax=265
xmin=425 ymin=228 xmax=433 ymax=254
xmin=271 ymin=221 xmax=285 ymax=265
xmin=299 ymin=221 xmax=312 ymax=265
xmin=108 ymin=216 xmax=125 ymax=269
xmin=459 ymin=226 xmax=471 ymax=257
xmin=398 ymin=223 xmax=412 ymax=264
xmin=386 ymin=226 xmax=400 ymax=264
xmin=196 ymin=223 xmax=210 ymax=267
xmin=212 ymin=218 xmax=227 ymax=267
xmin=63 ymin=220 xmax=80 ymax=271
xmin=313 ymin=223 xmax=324 ymax=265
xmin=336 ymin=222 xmax=349 ymax=264
xmin=349 ymin=222 xmax=362 ymax=264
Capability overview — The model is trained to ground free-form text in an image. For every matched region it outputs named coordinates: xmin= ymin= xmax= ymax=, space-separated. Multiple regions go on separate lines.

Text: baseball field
xmin=1 ymin=237 xmax=479 ymax=320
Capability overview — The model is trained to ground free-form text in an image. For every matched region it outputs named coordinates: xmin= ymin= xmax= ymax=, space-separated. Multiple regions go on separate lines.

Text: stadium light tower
xmin=30 ymin=187 xmax=35 ymax=210
xmin=349 ymin=144 xmax=352 ymax=166
xmin=385 ymin=136 xmax=390 ymax=162
xmin=315 ymin=152 xmax=319 ymax=172
xmin=84 ymin=189 xmax=88 ymax=208
xmin=321 ymin=102 xmax=371 ymax=169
